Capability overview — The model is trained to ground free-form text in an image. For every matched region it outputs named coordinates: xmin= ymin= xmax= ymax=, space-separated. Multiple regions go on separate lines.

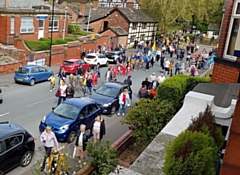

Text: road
xmin=0 ymin=46 xmax=212 ymax=175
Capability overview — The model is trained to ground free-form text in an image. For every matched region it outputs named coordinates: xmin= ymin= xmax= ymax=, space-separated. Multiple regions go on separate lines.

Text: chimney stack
xmin=5 ymin=0 xmax=8 ymax=8
xmin=126 ymin=0 xmax=134 ymax=9
xmin=79 ymin=3 xmax=86 ymax=17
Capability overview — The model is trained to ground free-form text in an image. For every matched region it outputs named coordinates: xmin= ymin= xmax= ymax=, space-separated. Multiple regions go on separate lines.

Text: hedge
xmin=156 ymin=75 xmax=210 ymax=109
xmin=24 ymin=37 xmax=78 ymax=51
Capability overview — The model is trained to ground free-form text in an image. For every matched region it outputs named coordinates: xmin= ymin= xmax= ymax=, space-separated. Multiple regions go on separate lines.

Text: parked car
xmin=89 ymin=81 xmax=130 ymax=115
xmin=60 ymin=59 xmax=92 ymax=74
xmin=14 ymin=65 xmax=53 ymax=86
xmin=84 ymin=53 xmax=109 ymax=67
xmin=105 ymin=51 xmax=123 ymax=63
xmin=39 ymin=97 xmax=101 ymax=143
xmin=0 ymin=121 xmax=35 ymax=174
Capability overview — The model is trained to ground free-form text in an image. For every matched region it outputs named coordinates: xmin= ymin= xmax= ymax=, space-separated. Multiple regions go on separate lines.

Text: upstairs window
xmin=20 ymin=17 xmax=34 ymax=34
xmin=142 ymin=23 xmax=147 ymax=29
xmin=49 ymin=17 xmax=59 ymax=31
xmin=132 ymin=23 xmax=137 ymax=29
xmin=11 ymin=17 xmax=14 ymax=34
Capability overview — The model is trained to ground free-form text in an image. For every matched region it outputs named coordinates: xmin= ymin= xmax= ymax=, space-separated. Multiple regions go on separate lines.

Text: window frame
xmin=132 ymin=23 xmax=137 ymax=30
xmin=224 ymin=0 xmax=240 ymax=60
xmin=1 ymin=134 xmax=24 ymax=155
xmin=130 ymin=35 xmax=135 ymax=43
xmin=11 ymin=17 xmax=14 ymax=34
xmin=49 ymin=17 xmax=59 ymax=32
xmin=142 ymin=23 xmax=147 ymax=29
xmin=20 ymin=17 xmax=34 ymax=34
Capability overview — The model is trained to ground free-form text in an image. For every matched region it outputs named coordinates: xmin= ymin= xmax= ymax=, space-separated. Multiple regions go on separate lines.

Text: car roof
xmin=106 ymin=51 xmax=122 ymax=53
xmin=102 ymin=81 xmax=128 ymax=89
xmin=20 ymin=65 xmax=40 ymax=69
xmin=63 ymin=97 xmax=97 ymax=108
xmin=86 ymin=53 xmax=102 ymax=56
xmin=0 ymin=122 xmax=26 ymax=140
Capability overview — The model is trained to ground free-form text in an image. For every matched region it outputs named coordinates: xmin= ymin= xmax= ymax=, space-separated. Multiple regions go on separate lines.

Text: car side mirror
xmin=52 ymin=107 xmax=56 ymax=111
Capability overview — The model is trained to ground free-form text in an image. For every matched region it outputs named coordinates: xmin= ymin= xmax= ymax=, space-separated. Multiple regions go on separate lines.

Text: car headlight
xmin=103 ymin=103 xmax=111 ymax=107
xmin=60 ymin=124 xmax=69 ymax=131
xmin=42 ymin=116 xmax=46 ymax=123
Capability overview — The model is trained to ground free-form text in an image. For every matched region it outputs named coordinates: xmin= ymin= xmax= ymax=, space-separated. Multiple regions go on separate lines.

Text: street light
xmin=192 ymin=14 xmax=195 ymax=43
xmin=63 ymin=6 xmax=68 ymax=40
xmin=86 ymin=3 xmax=93 ymax=32
xmin=49 ymin=0 xmax=57 ymax=67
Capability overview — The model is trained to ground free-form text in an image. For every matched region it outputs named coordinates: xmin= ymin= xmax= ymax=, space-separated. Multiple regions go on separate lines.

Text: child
xmin=48 ymin=75 xmax=55 ymax=92
xmin=92 ymin=72 xmax=98 ymax=86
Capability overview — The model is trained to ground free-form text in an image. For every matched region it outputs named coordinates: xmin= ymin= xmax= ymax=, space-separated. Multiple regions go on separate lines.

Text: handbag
xmin=55 ymin=89 xmax=61 ymax=97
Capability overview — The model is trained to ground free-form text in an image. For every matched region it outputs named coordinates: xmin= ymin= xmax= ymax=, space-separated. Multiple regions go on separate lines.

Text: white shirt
xmin=107 ymin=71 xmax=111 ymax=78
xmin=165 ymin=60 xmax=170 ymax=68
xmin=93 ymin=121 xmax=101 ymax=133
xmin=60 ymin=84 xmax=67 ymax=97
xmin=157 ymin=50 xmax=161 ymax=56
xmin=158 ymin=76 xmax=166 ymax=83
xmin=78 ymin=132 xmax=83 ymax=146
xmin=149 ymin=75 xmax=156 ymax=82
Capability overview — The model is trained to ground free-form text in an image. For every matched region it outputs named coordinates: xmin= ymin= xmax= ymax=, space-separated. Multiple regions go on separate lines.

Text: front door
xmin=38 ymin=19 xmax=44 ymax=39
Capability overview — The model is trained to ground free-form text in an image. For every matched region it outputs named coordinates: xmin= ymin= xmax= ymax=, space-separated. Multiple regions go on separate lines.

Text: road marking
xmin=26 ymin=97 xmax=55 ymax=108
xmin=0 ymin=112 xmax=10 ymax=117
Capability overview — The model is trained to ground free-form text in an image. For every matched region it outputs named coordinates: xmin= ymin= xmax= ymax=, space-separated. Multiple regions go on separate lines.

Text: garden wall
xmin=0 ymin=61 xmax=23 ymax=74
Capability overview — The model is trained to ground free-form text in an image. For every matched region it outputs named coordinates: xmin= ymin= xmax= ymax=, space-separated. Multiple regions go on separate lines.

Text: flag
xmin=152 ymin=41 xmax=156 ymax=51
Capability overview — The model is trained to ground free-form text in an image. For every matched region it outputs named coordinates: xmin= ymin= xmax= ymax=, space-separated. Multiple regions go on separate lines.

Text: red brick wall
xmin=217 ymin=0 xmax=234 ymax=58
xmin=66 ymin=42 xmax=81 ymax=59
xmin=0 ymin=61 xmax=23 ymax=74
xmin=211 ymin=62 xmax=239 ymax=83
xmin=0 ymin=16 xmax=8 ymax=44
xmin=90 ymin=10 xmax=129 ymax=33
xmin=118 ymin=36 xmax=128 ymax=47
xmin=101 ymin=29 xmax=116 ymax=37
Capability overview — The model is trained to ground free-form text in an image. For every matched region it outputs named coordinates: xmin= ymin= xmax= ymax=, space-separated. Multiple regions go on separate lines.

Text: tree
xmin=164 ymin=130 xmax=218 ymax=175
xmin=121 ymin=99 xmax=175 ymax=146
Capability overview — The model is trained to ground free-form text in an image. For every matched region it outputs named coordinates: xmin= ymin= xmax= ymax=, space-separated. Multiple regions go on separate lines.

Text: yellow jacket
xmin=46 ymin=152 xmax=67 ymax=175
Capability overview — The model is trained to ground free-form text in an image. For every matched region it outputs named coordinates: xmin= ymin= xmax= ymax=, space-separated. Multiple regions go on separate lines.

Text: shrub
xmin=187 ymin=105 xmax=224 ymax=149
xmin=86 ymin=140 xmax=118 ymax=175
xmin=121 ymin=99 xmax=175 ymax=146
xmin=164 ymin=130 xmax=218 ymax=175
xmin=68 ymin=23 xmax=80 ymax=34
xmin=73 ymin=30 xmax=89 ymax=36
xmin=156 ymin=75 xmax=210 ymax=109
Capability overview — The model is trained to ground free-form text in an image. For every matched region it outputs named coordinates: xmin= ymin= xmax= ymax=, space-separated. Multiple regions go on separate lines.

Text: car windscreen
xmin=106 ymin=52 xmax=116 ymax=56
xmin=16 ymin=67 xmax=29 ymax=74
xmin=85 ymin=55 xmax=96 ymax=59
xmin=53 ymin=103 xmax=80 ymax=120
xmin=63 ymin=61 xmax=74 ymax=65
xmin=95 ymin=85 xmax=119 ymax=98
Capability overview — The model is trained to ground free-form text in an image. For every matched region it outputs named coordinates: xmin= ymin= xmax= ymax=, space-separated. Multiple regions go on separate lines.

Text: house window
xmin=103 ymin=21 xmax=108 ymax=30
xmin=140 ymin=34 xmax=145 ymax=41
xmin=49 ymin=17 xmax=59 ymax=31
xmin=213 ymin=31 xmax=219 ymax=36
xmin=132 ymin=23 xmax=137 ymax=29
xmin=20 ymin=17 xmax=34 ymax=33
xmin=11 ymin=17 xmax=14 ymax=34
xmin=142 ymin=23 xmax=147 ymax=29
xmin=130 ymin=35 xmax=135 ymax=42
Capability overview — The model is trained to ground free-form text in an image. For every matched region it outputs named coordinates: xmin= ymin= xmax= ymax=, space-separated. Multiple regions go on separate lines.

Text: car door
xmin=77 ymin=106 xmax=88 ymax=130
xmin=38 ymin=67 xmax=49 ymax=81
xmin=86 ymin=104 xmax=100 ymax=128
xmin=31 ymin=67 xmax=41 ymax=82
xmin=98 ymin=55 xmax=104 ymax=65
xmin=0 ymin=135 xmax=24 ymax=172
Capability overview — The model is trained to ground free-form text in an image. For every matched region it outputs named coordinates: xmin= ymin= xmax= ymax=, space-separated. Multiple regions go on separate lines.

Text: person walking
xmin=58 ymin=68 xmax=67 ymax=85
xmin=118 ymin=89 xmax=130 ymax=116
xmin=48 ymin=74 xmax=55 ymax=92
xmin=175 ymin=61 xmax=181 ymax=75
xmin=40 ymin=126 xmax=58 ymax=171
xmin=105 ymin=67 xmax=113 ymax=82
xmin=124 ymin=75 xmax=132 ymax=100
xmin=57 ymin=81 xmax=67 ymax=105
xmin=75 ymin=124 xmax=90 ymax=164
xmin=85 ymin=75 xmax=93 ymax=95
xmin=90 ymin=115 xmax=106 ymax=143
xmin=66 ymin=84 xmax=75 ymax=98
xmin=160 ymin=54 xmax=165 ymax=70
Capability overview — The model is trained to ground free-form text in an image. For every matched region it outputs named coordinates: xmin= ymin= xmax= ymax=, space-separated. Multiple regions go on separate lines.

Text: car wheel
xmin=106 ymin=61 xmax=109 ymax=67
xmin=110 ymin=104 xmax=117 ymax=115
xmin=29 ymin=79 xmax=35 ymax=86
xmin=20 ymin=151 xmax=33 ymax=167
xmin=67 ymin=131 xmax=76 ymax=143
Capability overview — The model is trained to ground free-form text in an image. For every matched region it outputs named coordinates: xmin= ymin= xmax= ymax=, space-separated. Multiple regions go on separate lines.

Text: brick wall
xmin=0 ymin=16 xmax=8 ymax=44
xmin=90 ymin=10 xmax=129 ymax=33
xmin=217 ymin=0 xmax=234 ymax=58
xmin=0 ymin=61 xmax=23 ymax=74
xmin=211 ymin=62 xmax=239 ymax=83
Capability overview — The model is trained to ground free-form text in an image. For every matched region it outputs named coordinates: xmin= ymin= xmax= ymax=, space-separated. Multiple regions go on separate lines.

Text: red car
xmin=60 ymin=59 xmax=92 ymax=74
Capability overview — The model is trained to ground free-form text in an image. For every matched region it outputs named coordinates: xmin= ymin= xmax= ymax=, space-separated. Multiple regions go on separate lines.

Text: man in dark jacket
xmin=77 ymin=64 xmax=83 ymax=76
xmin=141 ymin=77 xmax=151 ymax=90
xmin=124 ymin=76 xmax=133 ymax=100
xmin=75 ymin=124 xmax=90 ymax=163
xmin=138 ymin=85 xmax=148 ymax=99
xmin=65 ymin=84 xmax=75 ymax=98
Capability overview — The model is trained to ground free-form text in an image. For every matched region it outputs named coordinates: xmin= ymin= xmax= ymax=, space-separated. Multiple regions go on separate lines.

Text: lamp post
xmin=49 ymin=0 xmax=56 ymax=67
xmin=192 ymin=14 xmax=195 ymax=43
xmin=86 ymin=3 xmax=93 ymax=32
xmin=63 ymin=6 xmax=68 ymax=40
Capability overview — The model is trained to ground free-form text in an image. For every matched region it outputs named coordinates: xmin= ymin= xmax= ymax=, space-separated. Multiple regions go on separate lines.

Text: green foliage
xmin=121 ymin=99 xmax=175 ymax=146
xmin=68 ymin=23 xmax=81 ymax=34
xmin=73 ymin=30 xmax=89 ymax=36
xmin=86 ymin=140 xmax=118 ymax=175
xmin=164 ymin=130 xmax=218 ymax=175
xmin=24 ymin=37 xmax=78 ymax=51
xmin=187 ymin=105 xmax=225 ymax=149
xmin=156 ymin=75 xmax=210 ymax=108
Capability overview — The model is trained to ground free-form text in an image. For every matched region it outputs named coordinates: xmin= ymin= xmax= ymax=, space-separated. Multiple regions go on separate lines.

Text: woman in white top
xmin=57 ymin=80 xmax=67 ymax=105
xmin=90 ymin=115 xmax=106 ymax=142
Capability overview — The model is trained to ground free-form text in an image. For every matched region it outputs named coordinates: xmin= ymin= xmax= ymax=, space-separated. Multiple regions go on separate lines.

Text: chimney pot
xmin=5 ymin=0 xmax=8 ymax=8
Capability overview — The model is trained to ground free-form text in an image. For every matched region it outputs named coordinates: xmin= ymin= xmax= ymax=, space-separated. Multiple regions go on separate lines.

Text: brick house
xmin=0 ymin=0 xmax=68 ymax=45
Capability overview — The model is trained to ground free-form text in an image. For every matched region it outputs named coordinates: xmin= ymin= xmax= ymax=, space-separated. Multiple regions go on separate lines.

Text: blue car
xmin=14 ymin=65 xmax=54 ymax=86
xmin=39 ymin=97 xmax=101 ymax=143
xmin=89 ymin=81 xmax=130 ymax=115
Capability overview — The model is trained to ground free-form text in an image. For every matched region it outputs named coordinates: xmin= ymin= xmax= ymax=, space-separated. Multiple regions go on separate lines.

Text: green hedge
xmin=156 ymin=75 xmax=210 ymax=108
xmin=24 ymin=37 xmax=78 ymax=51
xmin=73 ymin=31 xmax=89 ymax=36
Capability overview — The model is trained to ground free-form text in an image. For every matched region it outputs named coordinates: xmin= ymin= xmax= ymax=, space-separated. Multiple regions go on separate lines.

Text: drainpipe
xmin=5 ymin=0 xmax=8 ymax=8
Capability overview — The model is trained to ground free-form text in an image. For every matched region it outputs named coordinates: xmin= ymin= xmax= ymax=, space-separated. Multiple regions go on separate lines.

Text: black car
xmin=105 ymin=51 xmax=123 ymax=63
xmin=0 ymin=121 xmax=35 ymax=174
xmin=89 ymin=81 xmax=131 ymax=115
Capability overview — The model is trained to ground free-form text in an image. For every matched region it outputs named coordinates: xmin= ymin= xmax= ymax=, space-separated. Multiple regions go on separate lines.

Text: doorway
xmin=38 ymin=19 xmax=44 ymax=39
